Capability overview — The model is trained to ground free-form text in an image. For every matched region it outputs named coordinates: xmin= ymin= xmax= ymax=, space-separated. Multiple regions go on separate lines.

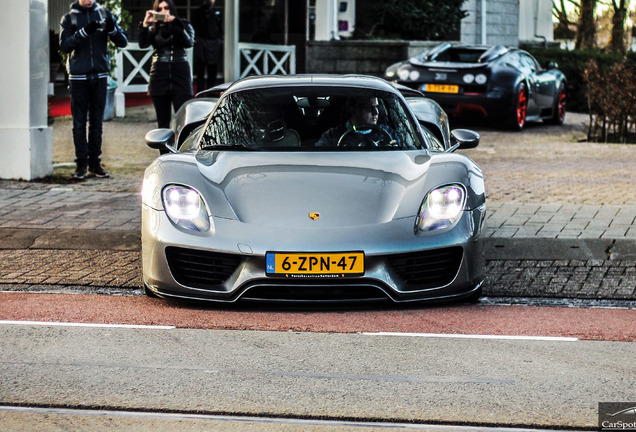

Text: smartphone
xmin=154 ymin=13 xmax=166 ymax=21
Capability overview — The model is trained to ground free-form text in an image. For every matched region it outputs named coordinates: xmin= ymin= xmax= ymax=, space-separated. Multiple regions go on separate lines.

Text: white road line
xmin=362 ymin=332 xmax=578 ymax=342
xmin=0 ymin=405 xmax=572 ymax=431
xmin=0 ymin=322 xmax=579 ymax=340
xmin=0 ymin=320 xmax=175 ymax=330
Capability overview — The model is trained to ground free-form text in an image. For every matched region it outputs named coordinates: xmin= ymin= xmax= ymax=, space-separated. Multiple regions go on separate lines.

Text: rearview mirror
xmin=545 ymin=61 xmax=558 ymax=70
xmin=145 ymin=128 xmax=177 ymax=153
xmin=450 ymin=129 xmax=480 ymax=150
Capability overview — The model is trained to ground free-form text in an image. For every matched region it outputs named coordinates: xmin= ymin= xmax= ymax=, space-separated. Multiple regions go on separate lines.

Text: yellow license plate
xmin=266 ymin=252 xmax=364 ymax=277
xmin=424 ymin=84 xmax=459 ymax=94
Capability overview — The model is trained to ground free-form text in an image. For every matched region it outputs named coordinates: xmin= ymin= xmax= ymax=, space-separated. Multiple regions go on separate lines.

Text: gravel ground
xmin=461 ymin=112 xmax=636 ymax=205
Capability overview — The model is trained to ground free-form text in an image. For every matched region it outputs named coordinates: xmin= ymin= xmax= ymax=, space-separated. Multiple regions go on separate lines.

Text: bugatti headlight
xmin=475 ymin=74 xmax=488 ymax=85
xmin=416 ymin=185 xmax=467 ymax=232
xmin=162 ymin=185 xmax=210 ymax=232
xmin=398 ymin=68 xmax=411 ymax=81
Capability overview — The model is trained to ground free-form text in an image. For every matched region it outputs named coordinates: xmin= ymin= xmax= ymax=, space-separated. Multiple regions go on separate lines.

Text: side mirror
xmin=145 ymin=128 xmax=177 ymax=153
xmin=450 ymin=129 xmax=480 ymax=150
xmin=545 ymin=61 xmax=558 ymax=70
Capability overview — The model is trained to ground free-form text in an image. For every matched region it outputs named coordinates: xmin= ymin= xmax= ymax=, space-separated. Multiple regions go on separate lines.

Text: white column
xmin=0 ymin=0 xmax=53 ymax=180
xmin=224 ymin=0 xmax=240 ymax=81
xmin=481 ymin=0 xmax=487 ymax=45
xmin=533 ymin=0 xmax=554 ymax=42
xmin=314 ymin=0 xmax=338 ymax=41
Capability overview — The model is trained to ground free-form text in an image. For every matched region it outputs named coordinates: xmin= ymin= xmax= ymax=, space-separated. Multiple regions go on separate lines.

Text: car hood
xmin=194 ymin=151 xmax=434 ymax=227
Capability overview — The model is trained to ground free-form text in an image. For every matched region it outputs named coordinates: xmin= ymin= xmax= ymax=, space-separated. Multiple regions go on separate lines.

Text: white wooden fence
xmin=238 ymin=42 xmax=296 ymax=78
xmin=112 ymin=42 xmax=295 ymax=117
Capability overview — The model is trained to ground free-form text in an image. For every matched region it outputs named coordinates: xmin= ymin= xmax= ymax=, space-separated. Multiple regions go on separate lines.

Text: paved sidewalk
xmin=0 ymin=108 xmax=634 ymax=302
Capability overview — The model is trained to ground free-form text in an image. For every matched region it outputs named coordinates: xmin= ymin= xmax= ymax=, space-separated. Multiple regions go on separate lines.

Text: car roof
xmin=223 ymin=74 xmax=402 ymax=95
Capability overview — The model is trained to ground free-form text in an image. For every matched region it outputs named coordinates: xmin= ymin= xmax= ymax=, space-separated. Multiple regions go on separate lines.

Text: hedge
xmin=526 ymin=48 xmax=636 ymax=113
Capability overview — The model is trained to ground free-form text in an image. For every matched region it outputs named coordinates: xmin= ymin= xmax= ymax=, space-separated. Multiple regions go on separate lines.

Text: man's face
xmin=79 ymin=0 xmax=95 ymax=9
xmin=353 ymin=98 xmax=380 ymax=126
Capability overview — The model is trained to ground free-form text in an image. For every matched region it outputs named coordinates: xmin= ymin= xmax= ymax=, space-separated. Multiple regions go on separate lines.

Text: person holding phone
xmin=139 ymin=0 xmax=195 ymax=129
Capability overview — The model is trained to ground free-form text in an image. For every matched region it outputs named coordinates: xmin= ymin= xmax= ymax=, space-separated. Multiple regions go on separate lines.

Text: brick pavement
xmin=0 ymin=108 xmax=634 ymax=302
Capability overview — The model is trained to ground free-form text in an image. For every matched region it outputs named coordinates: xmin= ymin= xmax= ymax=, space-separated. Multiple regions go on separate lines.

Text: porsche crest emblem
xmin=309 ymin=212 xmax=320 ymax=221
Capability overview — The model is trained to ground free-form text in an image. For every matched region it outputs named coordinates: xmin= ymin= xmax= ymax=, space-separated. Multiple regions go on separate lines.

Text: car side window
xmin=420 ymin=125 xmax=444 ymax=151
xmin=200 ymin=96 xmax=249 ymax=148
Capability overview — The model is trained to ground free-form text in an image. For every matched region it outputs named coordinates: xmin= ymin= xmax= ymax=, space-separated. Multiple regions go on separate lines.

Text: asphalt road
xmin=1 ymin=293 xmax=635 ymax=431
xmin=1 ymin=318 xmax=633 ymax=431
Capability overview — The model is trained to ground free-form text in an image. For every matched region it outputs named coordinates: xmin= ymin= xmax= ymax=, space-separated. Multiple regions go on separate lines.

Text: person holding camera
xmin=139 ymin=0 xmax=195 ymax=130
xmin=60 ymin=0 xmax=128 ymax=180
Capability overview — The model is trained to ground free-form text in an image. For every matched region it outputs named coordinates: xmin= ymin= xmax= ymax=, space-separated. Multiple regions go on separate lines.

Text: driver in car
xmin=315 ymin=97 xmax=400 ymax=147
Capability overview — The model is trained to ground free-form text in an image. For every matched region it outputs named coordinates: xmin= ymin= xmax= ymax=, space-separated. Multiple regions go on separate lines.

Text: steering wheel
xmin=337 ymin=124 xmax=394 ymax=148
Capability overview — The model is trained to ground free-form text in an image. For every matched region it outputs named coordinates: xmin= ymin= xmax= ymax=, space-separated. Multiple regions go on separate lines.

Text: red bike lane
xmin=1 ymin=292 xmax=634 ymax=342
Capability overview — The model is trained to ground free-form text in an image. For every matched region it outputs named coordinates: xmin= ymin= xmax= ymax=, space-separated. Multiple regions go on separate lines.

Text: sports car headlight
xmin=416 ymin=185 xmax=467 ymax=232
xmin=398 ymin=68 xmax=411 ymax=81
xmin=475 ymin=74 xmax=488 ymax=85
xmin=462 ymin=74 xmax=475 ymax=84
xmin=162 ymin=185 xmax=210 ymax=232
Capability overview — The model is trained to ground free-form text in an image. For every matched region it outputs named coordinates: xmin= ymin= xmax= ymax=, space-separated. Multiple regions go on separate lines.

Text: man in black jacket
xmin=60 ymin=0 xmax=128 ymax=179
xmin=192 ymin=0 xmax=223 ymax=93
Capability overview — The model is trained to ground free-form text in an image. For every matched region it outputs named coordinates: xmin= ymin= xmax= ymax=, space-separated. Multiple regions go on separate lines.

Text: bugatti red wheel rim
xmin=516 ymin=86 xmax=527 ymax=128
xmin=557 ymin=88 xmax=566 ymax=121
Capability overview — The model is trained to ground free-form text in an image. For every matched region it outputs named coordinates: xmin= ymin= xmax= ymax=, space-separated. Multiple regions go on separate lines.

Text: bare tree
xmin=575 ymin=0 xmax=598 ymax=50
xmin=607 ymin=0 xmax=629 ymax=54
xmin=553 ymin=0 xmax=578 ymax=39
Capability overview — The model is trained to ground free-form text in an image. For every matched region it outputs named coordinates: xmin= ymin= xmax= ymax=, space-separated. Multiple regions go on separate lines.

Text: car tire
xmin=143 ymin=285 xmax=160 ymax=298
xmin=507 ymin=82 xmax=528 ymax=131
xmin=544 ymin=83 xmax=566 ymax=125
xmin=464 ymin=285 xmax=483 ymax=303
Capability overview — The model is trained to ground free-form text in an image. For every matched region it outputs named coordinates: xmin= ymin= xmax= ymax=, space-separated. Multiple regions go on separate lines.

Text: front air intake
xmin=166 ymin=247 xmax=242 ymax=289
xmin=387 ymin=247 xmax=462 ymax=290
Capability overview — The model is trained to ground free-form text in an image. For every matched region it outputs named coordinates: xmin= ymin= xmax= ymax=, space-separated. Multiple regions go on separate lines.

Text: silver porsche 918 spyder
xmin=141 ymin=75 xmax=486 ymax=304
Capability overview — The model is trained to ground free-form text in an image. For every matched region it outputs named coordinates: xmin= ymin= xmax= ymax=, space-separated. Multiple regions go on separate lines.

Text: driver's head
xmin=349 ymin=97 xmax=380 ymax=126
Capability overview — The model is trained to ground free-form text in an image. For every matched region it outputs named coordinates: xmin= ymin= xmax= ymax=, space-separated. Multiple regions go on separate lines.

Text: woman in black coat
xmin=139 ymin=0 xmax=195 ymax=128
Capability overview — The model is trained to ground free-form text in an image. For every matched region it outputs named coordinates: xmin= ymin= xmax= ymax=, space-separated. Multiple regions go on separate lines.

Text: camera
xmin=154 ymin=13 xmax=167 ymax=21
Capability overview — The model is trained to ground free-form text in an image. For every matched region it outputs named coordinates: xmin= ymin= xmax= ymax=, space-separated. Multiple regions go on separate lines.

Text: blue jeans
xmin=69 ymin=78 xmax=107 ymax=168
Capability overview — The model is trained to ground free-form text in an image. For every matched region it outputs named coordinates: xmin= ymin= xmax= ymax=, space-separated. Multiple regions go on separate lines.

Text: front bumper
xmin=142 ymin=204 xmax=486 ymax=303
xmin=423 ymin=91 xmax=510 ymax=118
xmin=399 ymin=82 xmax=510 ymax=118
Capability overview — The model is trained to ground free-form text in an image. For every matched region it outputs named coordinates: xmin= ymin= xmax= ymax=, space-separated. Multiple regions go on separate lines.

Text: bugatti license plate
xmin=266 ymin=252 xmax=364 ymax=277
xmin=424 ymin=84 xmax=459 ymax=93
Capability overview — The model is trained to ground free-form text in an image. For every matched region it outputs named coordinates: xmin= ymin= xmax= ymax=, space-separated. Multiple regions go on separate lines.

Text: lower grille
xmin=241 ymin=280 xmax=390 ymax=303
xmin=388 ymin=247 xmax=463 ymax=290
xmin=166 ymin=247 xmax=242 ymax=289
xmin=462 ymin=84 xmax=488 ymax=95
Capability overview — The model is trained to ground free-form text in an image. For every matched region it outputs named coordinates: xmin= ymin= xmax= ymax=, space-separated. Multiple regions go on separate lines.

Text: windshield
xmin=199 ymin=86 xmax=427 ymax=151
